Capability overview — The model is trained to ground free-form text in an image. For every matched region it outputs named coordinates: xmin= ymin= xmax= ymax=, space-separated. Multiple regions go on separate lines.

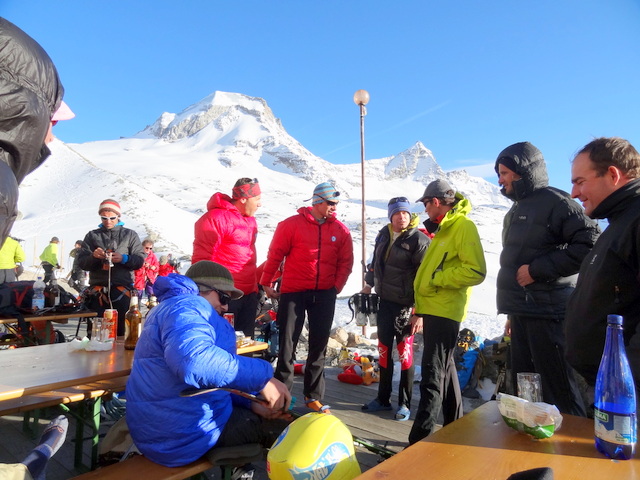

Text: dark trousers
xmin=510 ymin=314 xmax=586 ymax=417
xmin=42 ymin=263 xmax=54 ymax=284
xmin=228 ymin=292 xmax=259 ymax=338
xmin=375 ymin=299 xmax=414 ymax=409
xmin=275 ymin=288 xmax=337 ymax=400
xmin=215 ymin=406 xmax=288 ymax=448
xmin=409 ymin=314 xmax=463 ymax=444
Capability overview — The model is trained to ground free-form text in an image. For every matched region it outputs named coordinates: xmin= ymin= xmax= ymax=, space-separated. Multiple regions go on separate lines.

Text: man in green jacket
xmin=39 ymin=236 xmax=60 ymax=285
xmin=409 ymin=179 xmax=487 ymax=444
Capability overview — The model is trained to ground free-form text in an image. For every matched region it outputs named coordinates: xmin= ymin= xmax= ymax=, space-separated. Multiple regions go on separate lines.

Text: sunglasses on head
xmin=100 ymin=216 xmax=118 ymax=221
xmin=389 ymin=196 xmax=409 ymax=204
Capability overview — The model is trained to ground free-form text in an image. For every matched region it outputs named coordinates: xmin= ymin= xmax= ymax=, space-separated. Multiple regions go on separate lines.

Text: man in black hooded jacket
xmin=0 ymin=17 xmax=65 ymax=244
xmin=495 ymin=141 xmax=599 ymax=416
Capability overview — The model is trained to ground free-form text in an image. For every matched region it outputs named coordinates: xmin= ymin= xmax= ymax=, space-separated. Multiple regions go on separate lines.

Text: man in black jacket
xmin=567 ymin=137 xmax=640 ymax=404
xmin=361 ymin=196 xmax=430 ymax=421
xmin=0 ymin=17 xmax=65 ymax=244
xmin=495 ymin=142 xmax=599 ymax=416
xmin=77 ymin=199 xmax=145 ymax=336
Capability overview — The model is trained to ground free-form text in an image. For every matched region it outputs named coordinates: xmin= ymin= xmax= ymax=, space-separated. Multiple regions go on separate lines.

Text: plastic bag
xmin=497 ymin=393 xmax=563 ymax=439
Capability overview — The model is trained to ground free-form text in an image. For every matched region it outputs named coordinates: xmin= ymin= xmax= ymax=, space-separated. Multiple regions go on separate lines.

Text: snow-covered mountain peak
xmin=384 ymin=140 xmax=444 ymax=181
xmin=136 ymin=91 xmax=279 ymax=143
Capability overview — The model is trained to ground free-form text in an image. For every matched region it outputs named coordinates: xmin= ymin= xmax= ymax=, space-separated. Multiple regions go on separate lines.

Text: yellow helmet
xmin=267 ymin=413 xmax=361 ymax=480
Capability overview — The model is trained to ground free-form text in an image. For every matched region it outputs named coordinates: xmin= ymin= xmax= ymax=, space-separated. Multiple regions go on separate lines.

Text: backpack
xmin=454 ymin=328 xmax=484 ymax=394
xmin=0 ymin=281 xmax=35 ymax=335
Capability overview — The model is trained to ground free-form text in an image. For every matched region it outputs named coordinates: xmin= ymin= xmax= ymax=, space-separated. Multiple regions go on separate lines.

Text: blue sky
xmin=4 ymin=1 xmax=640 ymax=192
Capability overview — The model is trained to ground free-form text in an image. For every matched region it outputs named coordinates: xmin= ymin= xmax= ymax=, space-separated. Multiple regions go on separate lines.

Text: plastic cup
xmin=517 ymin=372 xmax=543 ymax=403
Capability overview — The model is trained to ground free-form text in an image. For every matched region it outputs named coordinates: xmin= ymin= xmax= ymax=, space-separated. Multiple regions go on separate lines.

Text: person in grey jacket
xmin=495 ymin=142 xmax=600 ymax=416
xmin=361 ymin=197 xmax=430 ymax=421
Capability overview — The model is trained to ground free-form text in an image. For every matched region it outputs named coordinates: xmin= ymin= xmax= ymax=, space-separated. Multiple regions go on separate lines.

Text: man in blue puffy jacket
xmin=126 ymin=261 xmax=291 ymax=467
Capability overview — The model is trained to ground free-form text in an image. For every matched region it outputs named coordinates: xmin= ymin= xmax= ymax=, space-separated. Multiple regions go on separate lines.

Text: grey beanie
xmin=185 ymin=261 xmax=243 ymax=299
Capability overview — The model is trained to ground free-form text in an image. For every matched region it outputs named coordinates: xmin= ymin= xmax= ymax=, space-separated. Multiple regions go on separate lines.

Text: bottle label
xmin=595 ymin=407 xmax=637 ymax=445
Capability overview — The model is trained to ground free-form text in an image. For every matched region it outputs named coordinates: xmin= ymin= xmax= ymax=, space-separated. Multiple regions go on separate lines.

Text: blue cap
xmin=607 ymin=314 xmax=623 ymax=325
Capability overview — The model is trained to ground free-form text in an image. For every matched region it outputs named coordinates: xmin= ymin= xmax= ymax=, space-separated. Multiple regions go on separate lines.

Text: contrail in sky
xmin=322 ymin=100 xmax=450 ymax=158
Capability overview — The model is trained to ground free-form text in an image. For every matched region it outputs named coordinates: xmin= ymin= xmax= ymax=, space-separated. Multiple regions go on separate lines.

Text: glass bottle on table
xmin=594 ymin=314 xmax=637 ymax=460
xmin=124 ymin=294 xmax=142 ymax=350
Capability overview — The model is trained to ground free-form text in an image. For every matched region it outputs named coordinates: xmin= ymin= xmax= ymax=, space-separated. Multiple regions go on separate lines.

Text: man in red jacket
xmin=192 ymin=178 xmax=262 ymax=337
xmin=260 ymin=182 xmax=354 ymax=413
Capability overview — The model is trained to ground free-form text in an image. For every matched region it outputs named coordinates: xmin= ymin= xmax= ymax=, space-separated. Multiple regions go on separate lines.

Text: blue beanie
xmin=308 ymin=182 xmax=340 ymax=205
xmin=387 ymin=197 xmax=411 ymax=221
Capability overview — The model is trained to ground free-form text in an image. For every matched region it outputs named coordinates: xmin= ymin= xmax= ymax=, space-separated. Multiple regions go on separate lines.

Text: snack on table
xmin=497 ymin=393 xmax=563 ymax=439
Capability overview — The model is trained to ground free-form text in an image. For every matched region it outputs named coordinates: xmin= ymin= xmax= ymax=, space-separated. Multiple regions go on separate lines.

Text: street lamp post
xmin=353 ymin=89 xmax=369 ymax=336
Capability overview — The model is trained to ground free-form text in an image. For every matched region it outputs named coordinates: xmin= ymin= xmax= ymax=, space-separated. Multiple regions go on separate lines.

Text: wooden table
xmin=237 ymin=340 xmax=268 ymax=356
xmin=356 ymin=401 xmax=640 ymax=479
xmin=0 ymin=342 xmax=134 ymax=402
xmin=0 ymin=311 xmax=97 ymax=345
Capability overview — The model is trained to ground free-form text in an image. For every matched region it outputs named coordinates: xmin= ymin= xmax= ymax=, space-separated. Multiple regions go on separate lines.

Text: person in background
xmin=158 ymin=255 xmax=179 ymax=277
xmin=39 ymin=237 xmax=60 ymax=284
xmin=193 ymin=178 xmax=262 ymax=338
xmin=76 ymin=199 xmax=145 ymax=336
xmin=260 ymin=182 xmax=354 ymax=414
xmin=134 ymin=238 xmax=159 ymax=307
xmin=361 ymin=196 xmax=430 ymax=421
xmin=409 ymin=179 xmax=486 ymax=444
xmin=0 ymin=236 xmax=26 ymax=283
xmin=0 ymin=17 xmax=65 ymax=245
xmin=126 ymin=261 xmax=290 ymax=471
xmin=68 ymin=240 xmax=87 ymax=293
xmin=0 ymin=415 xmax=68 ymax=480
xmin=566 ymin=137 xmax=640 ymax=407
xmin=495 ymin=142 xmax=599 ymax=416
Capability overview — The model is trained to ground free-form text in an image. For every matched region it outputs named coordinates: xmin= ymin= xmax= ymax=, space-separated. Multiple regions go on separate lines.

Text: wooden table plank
xmin=0 ymin=342 xmax=134 ymax=401
xmin=356 ymin=401 xmax=640 ymax=479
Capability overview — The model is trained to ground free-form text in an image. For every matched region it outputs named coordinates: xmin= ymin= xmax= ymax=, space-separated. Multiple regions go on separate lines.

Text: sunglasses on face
xmin=101 ymin=216 xmax=118 ymax=221
xmin=212 ymin=288 xmax=232 ymax=306
xmin=318 ymin=195 xmax=339 ymax=207
xmin=144 ymin=247 xmax=153 ymax=250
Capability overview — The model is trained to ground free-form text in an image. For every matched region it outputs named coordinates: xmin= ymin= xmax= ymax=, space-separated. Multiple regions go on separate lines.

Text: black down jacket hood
xmin=0 ymin=17 xmax=64 ymax=242
xmin=494 ymin=142 xmax=549 ymax=201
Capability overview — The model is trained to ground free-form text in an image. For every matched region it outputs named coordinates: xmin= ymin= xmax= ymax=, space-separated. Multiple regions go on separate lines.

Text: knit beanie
xmin=387 ymin=197 xmax=411 ymax=221
xmin=98 ymin=199 xmax=121 ymax=216
xmin=307 ymin=182 xmax=340 ymax=205
xmin=185 ymin=261 xmax=243 ymax=299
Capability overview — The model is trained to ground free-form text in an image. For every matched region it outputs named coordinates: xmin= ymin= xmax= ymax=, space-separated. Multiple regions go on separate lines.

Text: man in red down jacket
xmin=193 ymin=178 xmax=262 ymax=337
xmin=260 ymin=182 xmax=354 ymax=413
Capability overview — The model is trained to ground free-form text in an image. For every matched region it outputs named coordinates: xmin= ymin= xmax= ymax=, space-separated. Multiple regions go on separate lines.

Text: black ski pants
xmin=275 ymin=288 xmax=336 ymax=401
xmin=409 ymin=314 xmax=463 ymax=444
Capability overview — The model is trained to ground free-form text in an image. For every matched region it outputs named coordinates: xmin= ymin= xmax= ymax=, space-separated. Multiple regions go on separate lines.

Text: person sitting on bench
xmin=126 ymin=261 xmax=291 ymax=468
xmin=0 ymin=415 xmax=68 ymax=480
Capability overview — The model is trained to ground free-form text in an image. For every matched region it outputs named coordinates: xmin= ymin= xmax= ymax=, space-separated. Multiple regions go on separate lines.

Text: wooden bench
xmin=71 ymin=443 xmax=263 ymax=480
xmin=0 ymin=377 xmax=129 ymax=469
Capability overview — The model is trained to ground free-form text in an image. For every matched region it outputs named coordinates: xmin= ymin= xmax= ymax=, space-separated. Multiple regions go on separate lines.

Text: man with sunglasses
xmin=260 ymin=182 xmax=354 ymax=413
xmin=193 ymin=178 xmax=262 ymax=338
xmin=77 ymin=199 xmax=145 ymax=336
xmin=409 ymin=179 xmax=487 ymax=444
xmin=126 ymin=261 xmax=291 ymax=469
